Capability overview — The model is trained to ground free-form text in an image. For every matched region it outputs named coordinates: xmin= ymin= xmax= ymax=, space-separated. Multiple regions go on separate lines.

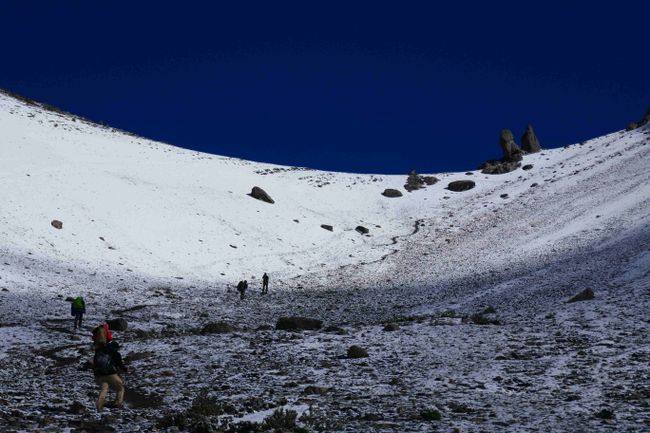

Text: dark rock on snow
xmin=521 ymin=124 xmax=541 ymax=153
xmin=447 ymin=180 xmax=475 ymax=192
xmin=106 ymin=318 xmax=128 ymax=332
xmin=626 ymin=105 xmax=650 ymax=130
xmin=324 ymin=325 xmax=348 ymax=335
xmin=248 ymin=186 xmax=275 ymax=204
xmin=51 ymin=219 xmax=63 ymax=229
xmin=275 ymin=316 xmax=322 ymax=331
xmin=499 ymin=129 xmax=523 ymax=162
xmin=404 ymin=170 xmax=424 ymax=192
xmin=522 ymin=164 xmax=534 ymax=170
xmin=200 ymin=321 xmax=235 ymax=334
xmin=567 ymin=287 xmax=595 ymax=303
xmin=320 ymin=224 xmax=333 ymax=232
xmin=383 ymin=323 xmax=399 ymax=332
xmin=347 ymin=345 xmax=369 ymax=358
xmin=480 ymin=160 xmax=521 ymax=174
xmin=382 ymin=188 xmax=403 ymax=198
xmin=303 ymin=385 xmax=330 ymax=395
xmin=480 ymin=128 xmax=528 ymax=174
xmin=355 ymin=225 xmax=370 ymax=234
xmin=422 ymin=176 xmax=439 ymax=185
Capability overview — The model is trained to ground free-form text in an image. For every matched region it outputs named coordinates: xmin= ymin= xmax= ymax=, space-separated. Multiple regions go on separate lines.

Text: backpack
xmin=94 ymin=350 xmax=117 ymax=375
xmin=72 ymin=296 xmax=85 ymax=313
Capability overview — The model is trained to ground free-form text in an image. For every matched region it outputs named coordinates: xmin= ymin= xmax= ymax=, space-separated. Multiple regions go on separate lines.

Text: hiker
xmin=70 ymin=296 xmax=86 ymax=330
xmin=92 ymin=325 xmax=127 ymax=411
xmin=237 ymin=280 xmax=247 ymax=300
xmin=262 ymin=273 xmax=269 ymax=294
xmin=92 ymin=322 xmax=113 ymax=345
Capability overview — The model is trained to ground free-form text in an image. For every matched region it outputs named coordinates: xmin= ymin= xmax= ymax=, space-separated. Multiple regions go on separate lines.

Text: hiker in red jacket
xmin=92 ymin=322 xmax=113 ymax=345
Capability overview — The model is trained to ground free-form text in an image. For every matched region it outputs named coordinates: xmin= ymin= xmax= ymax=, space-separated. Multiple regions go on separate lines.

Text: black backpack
xmin=94 ymin=350 xmax=117 ymax=375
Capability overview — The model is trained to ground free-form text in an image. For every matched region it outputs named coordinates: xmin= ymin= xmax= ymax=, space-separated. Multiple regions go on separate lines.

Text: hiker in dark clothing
xmin=262 ymin=273 xmax=269 ymax=294
xmin=70 ymin=296 xmax=86 ymax=330
xmin=92 ymin=326 xmax=127 ymax=411
xmin=237 ymin=280 xmax=246 ymax=300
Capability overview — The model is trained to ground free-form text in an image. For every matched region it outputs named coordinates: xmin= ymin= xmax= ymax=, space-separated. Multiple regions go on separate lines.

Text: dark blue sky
xmin=1 ymin=2 xmax=648 ymax=173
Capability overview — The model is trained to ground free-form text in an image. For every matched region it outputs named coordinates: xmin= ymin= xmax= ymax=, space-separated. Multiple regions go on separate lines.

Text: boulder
xmin=626 ymin=106 xmax=650 ymax=130
xmin=200 ymin=321 xmax=235 ymax=334
xmin=422 ymin=176 xmax=439 ymax=185
xmin=323 ymin=325 xmax=348 ymax=335
xmin=522 ymin=164 xmax=534 ymax=170
xmin=383 ymin=323 xmax=399 ymax=332
xmin=499 ymin=129 xmax=522 ymax=162
xmin=404 ymin=170 xmax=424 ymax=192
xmin=567 ymin=288 xmax=595 ymax=303
xmin=106 ymin=318 xmax=128 ymax=332
xmin=480 ymin=160 xmax=521 ymax=174
xmin=355 ymin=225 xmax=369 ymax=234
xmin=446 ymin=180 xmax=475 ymax=192
xmin=51 ymin=220 xmax=63 ymax=229
xmin=302 ymin=385 xmax=330 ymax=395
xmin=382 ymin=188 xmax=403 ymax=198
xmin=320 ymin=224 xmax=333 ymax=232
xmin=248 ymin=186 xmax=275 ymax=204
xmin=347 ymin=345 xmax=369 ymax=358
xmin=275 ymin=316 xmax=322 ymax=331
xmin=521 ymin=124 xmax=541 ymax=153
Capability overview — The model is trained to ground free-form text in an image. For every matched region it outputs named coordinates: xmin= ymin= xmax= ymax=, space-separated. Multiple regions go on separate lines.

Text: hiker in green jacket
xmin=71 ymin=296 xmax=86 ymax=330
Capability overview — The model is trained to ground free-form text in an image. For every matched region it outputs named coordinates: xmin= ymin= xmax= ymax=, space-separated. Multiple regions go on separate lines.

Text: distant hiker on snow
xmin=237 ymin=280 xmax=248 ymax=300
xmin=92 ymin=325 xmax=127 ymax=411
xmin=262 ymin=273 xmax=269 ymax=294
xmin=70 ymin=296 xmax=86 ymax=330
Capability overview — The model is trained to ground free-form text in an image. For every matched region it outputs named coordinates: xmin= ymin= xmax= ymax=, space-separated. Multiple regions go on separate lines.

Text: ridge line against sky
xmin=1 ymin=1 xmax=648 ymax=174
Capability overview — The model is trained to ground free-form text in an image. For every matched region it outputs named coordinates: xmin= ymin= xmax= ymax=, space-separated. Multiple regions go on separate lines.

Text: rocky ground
xmin=1 ymin=221 xmax=649 ymax=433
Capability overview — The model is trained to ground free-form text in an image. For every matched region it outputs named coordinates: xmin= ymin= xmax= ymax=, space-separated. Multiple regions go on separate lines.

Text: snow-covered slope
xmin=2 ymin=91 xmax=650 ymax=432
xmin=1 ymin=91 xmax=649 ymax=294
xmin=0 ymin=92 xmax=425 ymax=286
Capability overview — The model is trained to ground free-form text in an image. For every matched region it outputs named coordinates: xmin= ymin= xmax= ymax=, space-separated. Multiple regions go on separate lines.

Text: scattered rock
xmin=480 ymin=129 xmax=525 ymax=174
xmin=355 ymin=225 xmax=369 ymax=234
xmin=275 ymin=316 xmax=322 ymax=331
xmin=530 ymin=183 xmax=538 ymax=188
xmin=500 ymin=129 xmax=523 ymax=161
xmin=595 ymin=408 xmax=615 ymax=419
xmin=51 ymin=220 xmax=63 ymax=229
xmin=522 ymin=164 xmax=534 ymax=170
xmin=465 ymin=313 xmax=500 ymax=325
xmin=422 ymin=176 xmax=439 ymax=185
xmin=382 ymin=188 xmax=403 ymax=198
xmin=124 ymin=351 xmax=154 ymax=363
xmin=446 ymin=180 xmax=475 ymax=192
xmin=323 ymin=325 xmax=348 ymax=335
xmin=106 ymin=318 xmax=128 ymax=332
xmin=404 ymin=170 xmax=425 ymax=192
xmin=500 ymin=193 xmax=509 ymax=199
xmin=200 ymin=322 xmax=235 ymax=334
xmin=567 ymin=287 xmax=595 ymax=303
xmin=302 ymin=385 xmax=330 ymax=395
xmin=521 ymin=124 xmax=541 ymax=153
xmin=67 ymin=400 xmax=86 ymax=414
xmin=480 ymin=159 xmax=521 ymax=174
xmin=248 ymin=186 xmax=275 ymax=204
xmin=625 ymin=106 xmax=650 ymax=130
xmin=347 ymin=345 xmax=369 ymax=358
xmin=383 ymin=323 xmax=399 ymax=332
xmin=420 ymin=408 xmax=442 ymax=421
xmin=320 ymin=224 xmax=333 ymax=232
